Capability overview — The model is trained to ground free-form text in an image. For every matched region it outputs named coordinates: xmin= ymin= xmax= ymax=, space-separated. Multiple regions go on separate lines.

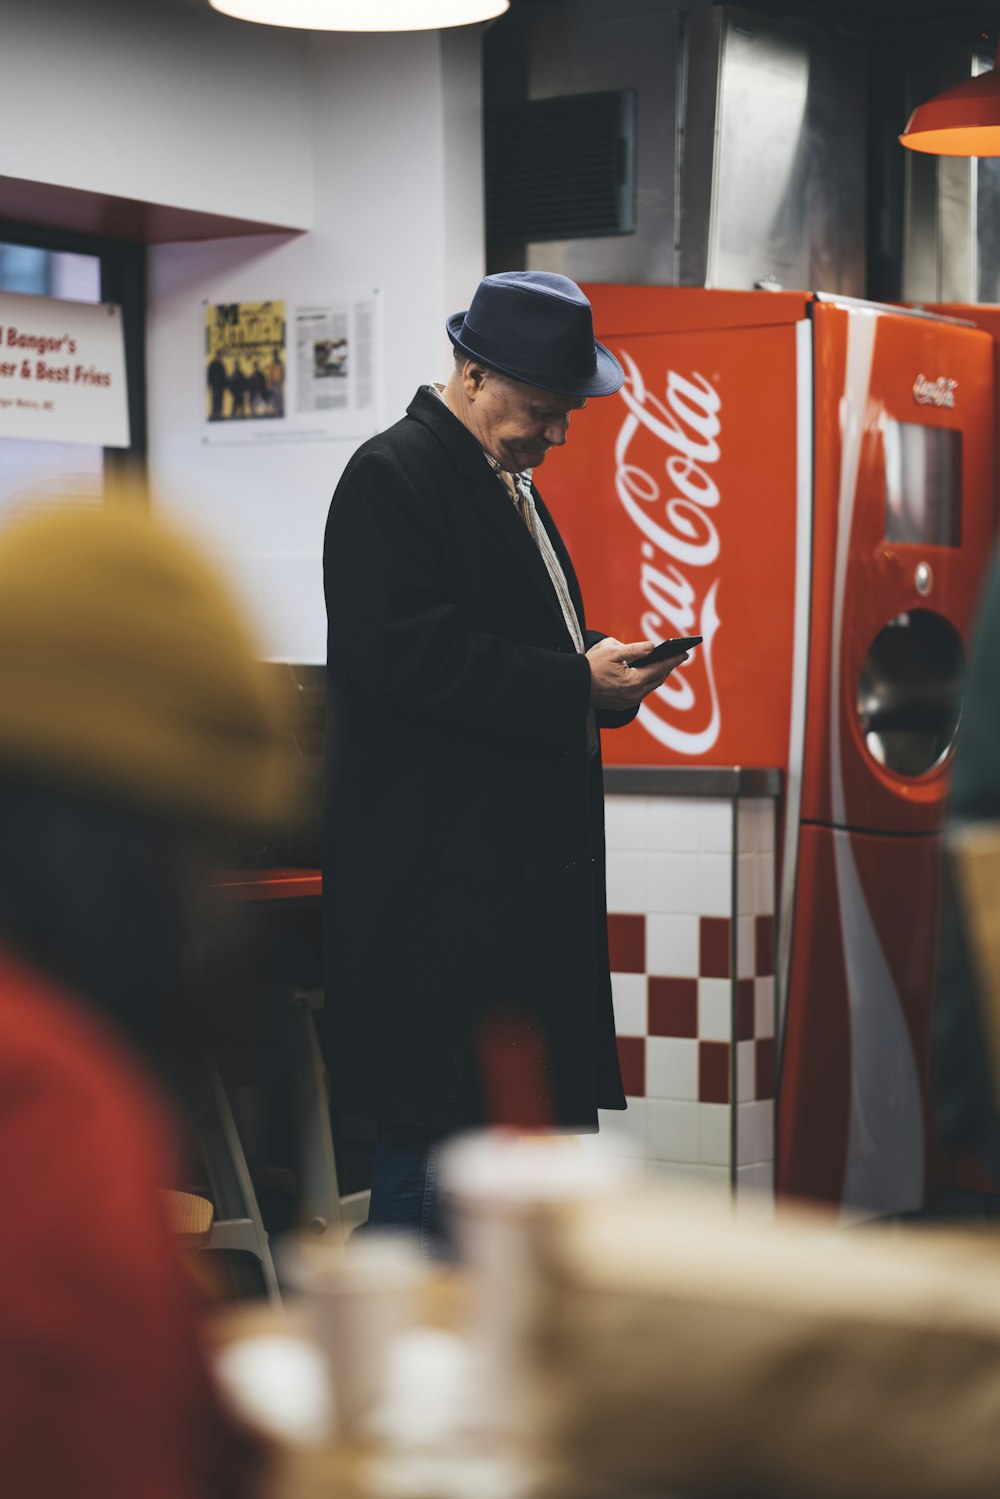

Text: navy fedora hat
xmin=446 ymin=271 xmax=624 ymax=398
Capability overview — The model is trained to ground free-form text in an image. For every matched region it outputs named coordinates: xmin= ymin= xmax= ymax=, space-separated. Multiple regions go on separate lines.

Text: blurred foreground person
xmin=0 ymin=502 xmax=284 ymax=1499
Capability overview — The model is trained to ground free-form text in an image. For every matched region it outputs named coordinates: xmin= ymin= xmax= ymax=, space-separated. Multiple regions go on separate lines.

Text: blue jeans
xmin=366 ymin=1124 xmax=449 ymax=1257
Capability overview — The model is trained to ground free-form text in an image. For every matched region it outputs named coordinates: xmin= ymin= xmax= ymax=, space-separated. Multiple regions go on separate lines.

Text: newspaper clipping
xmin=295 ymin=298 xmax=377 ymax=425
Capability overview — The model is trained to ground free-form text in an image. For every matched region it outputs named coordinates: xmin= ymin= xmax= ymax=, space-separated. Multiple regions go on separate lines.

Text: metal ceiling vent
xmin=485 ymin=88 xmax=637 ymax=243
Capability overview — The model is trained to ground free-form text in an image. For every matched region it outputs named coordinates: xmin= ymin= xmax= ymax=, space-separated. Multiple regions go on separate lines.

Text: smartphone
xmin=643 ymin=634 xmax=703 ymax=664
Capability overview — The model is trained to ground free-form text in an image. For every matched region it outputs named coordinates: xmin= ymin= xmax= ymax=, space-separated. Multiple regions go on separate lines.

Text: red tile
xmin=755 ymin=914 xmax=775 ymax=977
xmin=617 ymin=1035 xmax=646 ymax=1096
xmin=756 ymin=1037 xmax=776 ymax=1101
xmin=737 ymin=978 xmax=755 ymax=1041
xmin=608 ymin=913 xmax=646 ymax=974
xmin=699 ymin=916 xmax=731 ymax=979
xmin=699 ymin=1040 xmax=730 ymax=1104
xmin=648 ymin=977 xmax=698 ymax=1038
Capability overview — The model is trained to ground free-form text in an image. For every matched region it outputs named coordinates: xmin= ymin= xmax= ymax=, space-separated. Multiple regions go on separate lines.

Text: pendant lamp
xmin=208 ymin=0 xmax=508 ymax=28
xmin=900 ymin=43 xmax=1000 ymax=156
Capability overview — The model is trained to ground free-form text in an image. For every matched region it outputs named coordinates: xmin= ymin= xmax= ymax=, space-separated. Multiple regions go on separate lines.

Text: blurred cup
xmin=438 ymin=1130 xmax=639 ymax=1435
xmin=278 ymin=1231 xmax=426 ymax=1437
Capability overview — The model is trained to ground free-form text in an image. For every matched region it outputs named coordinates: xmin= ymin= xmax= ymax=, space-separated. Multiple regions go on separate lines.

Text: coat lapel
xmin=407 ymin=387 xmax=580 ymax=643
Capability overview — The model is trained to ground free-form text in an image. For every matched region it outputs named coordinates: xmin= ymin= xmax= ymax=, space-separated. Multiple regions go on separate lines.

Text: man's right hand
xmin=586 ymin=636 xmax=688 ymax=711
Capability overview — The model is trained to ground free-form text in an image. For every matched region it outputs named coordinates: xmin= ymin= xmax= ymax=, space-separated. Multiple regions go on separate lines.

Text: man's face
xmin=468 ymin=368 xmax=586 ymax=473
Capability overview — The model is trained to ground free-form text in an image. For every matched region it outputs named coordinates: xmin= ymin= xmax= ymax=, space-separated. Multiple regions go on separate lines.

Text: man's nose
xmin=543 ymin=416 xmax=569 ymax=446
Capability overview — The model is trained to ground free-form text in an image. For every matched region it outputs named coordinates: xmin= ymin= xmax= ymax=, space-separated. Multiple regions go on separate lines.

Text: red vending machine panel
xmin=543 ymin=295 xmax=806 ymax=768
xmin=781 ymin=300 xmax=995 ymax=1212
xmin=804 ymin=301 xmax=996 ymax=835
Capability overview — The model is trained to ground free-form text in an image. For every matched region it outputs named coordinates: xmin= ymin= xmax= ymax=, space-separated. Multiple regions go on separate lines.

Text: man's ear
xmin=462 ymin=361 xmax=488 ymax=397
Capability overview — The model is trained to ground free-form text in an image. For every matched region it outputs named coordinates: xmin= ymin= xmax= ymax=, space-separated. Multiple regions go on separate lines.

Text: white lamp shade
xmin=208 ymin=0 xmax=509 ymax=29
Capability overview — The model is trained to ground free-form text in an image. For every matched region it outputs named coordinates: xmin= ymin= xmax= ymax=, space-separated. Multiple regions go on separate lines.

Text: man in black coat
xmin=323 ymin=272 xmax=688 ymax=1244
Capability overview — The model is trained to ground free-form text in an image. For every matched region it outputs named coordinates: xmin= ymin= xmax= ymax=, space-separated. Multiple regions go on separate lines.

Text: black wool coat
xmin=322 ymin=386 xmax=628 ymax=1130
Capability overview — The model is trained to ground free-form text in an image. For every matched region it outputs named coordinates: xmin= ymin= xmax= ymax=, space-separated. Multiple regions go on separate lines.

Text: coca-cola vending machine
xmin=542 ymin=286 xmax=996 ymax=1216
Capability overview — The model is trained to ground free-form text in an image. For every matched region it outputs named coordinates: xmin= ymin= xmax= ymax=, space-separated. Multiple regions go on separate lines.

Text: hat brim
xmin=446 ymin=312 xmax=624 ymax=398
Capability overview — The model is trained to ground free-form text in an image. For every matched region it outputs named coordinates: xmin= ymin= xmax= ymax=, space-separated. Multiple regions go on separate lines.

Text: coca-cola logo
xmin=615 ymin=350 xmax=722 ymax=755
xmin=913 ymin=374 xmax=956 ymax=409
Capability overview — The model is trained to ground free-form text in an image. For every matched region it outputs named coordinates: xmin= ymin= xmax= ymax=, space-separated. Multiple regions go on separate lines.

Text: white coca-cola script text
xmin=615 ymin=349 xmax=722 ymax=755
xmin=912 ymin=374 xmax=957 ymax=409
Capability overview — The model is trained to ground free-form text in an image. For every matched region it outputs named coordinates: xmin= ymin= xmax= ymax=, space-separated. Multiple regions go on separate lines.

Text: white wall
xmin=0 ymin=0 xmax=314 ymax=229
xmin=146 ymin=24 xmax=485 ymax=661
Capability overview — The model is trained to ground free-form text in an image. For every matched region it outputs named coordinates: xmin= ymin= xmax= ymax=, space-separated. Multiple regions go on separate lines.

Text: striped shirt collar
xmin=427 ymin=384 xmax=597 ymax=758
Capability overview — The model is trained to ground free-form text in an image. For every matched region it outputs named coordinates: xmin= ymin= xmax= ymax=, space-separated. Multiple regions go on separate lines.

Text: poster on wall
xmin=0 ymin=291 xmax=129 ymax=447
xmin=203 ymin=290 xmax=381 ymax=445
xmin=204 ymin=299 xmax=287 ymax=431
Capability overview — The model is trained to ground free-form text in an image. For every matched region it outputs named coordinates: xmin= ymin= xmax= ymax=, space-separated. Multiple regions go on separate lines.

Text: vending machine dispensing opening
xmin=857 ymin=610 xmax=964 ymax=779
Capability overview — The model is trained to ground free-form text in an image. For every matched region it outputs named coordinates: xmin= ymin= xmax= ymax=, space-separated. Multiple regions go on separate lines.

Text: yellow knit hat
xmin=0 ymin=500 xmax=286 ymax=830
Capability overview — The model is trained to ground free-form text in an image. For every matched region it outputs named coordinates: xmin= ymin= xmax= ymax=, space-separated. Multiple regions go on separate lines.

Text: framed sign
xmin=0 ymin=290 xmax=129 ymax=448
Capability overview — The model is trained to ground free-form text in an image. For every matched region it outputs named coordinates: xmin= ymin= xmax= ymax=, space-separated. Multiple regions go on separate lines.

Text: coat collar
xmin=405 ymin=386 xmax=584 ymax=640
xmin=406 ymin=384 xmax=492 ymax=484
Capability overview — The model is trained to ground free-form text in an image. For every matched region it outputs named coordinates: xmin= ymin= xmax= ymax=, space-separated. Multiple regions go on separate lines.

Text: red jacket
xmin=0 ymin=949 xmax=242 ymax=1499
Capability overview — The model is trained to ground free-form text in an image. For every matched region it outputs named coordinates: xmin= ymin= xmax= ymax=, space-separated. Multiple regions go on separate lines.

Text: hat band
xmin=458 ymin=320 xmax=598 ymax=382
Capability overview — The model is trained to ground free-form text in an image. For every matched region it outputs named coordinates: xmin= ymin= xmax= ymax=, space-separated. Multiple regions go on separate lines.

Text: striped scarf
xmin=432 ymin=384 xmax=597 ymax=758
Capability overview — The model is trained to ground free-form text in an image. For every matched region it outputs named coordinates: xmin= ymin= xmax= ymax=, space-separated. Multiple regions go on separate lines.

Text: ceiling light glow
xmin=208 ymin=0 xmax=509 ymax=30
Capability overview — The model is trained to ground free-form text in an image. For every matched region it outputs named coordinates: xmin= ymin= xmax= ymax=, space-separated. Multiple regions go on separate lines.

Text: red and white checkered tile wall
xmin=599 ymin=794 xmax=777 ymax=1211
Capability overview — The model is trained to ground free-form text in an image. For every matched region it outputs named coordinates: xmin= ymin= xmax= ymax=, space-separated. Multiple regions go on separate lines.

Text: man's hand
xmin=587 ymin=637 xmax=688 ymax=711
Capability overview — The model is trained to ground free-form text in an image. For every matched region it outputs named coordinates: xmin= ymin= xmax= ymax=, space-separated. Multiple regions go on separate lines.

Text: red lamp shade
xmin=901 ymin=45 xmax=1000 ymax=156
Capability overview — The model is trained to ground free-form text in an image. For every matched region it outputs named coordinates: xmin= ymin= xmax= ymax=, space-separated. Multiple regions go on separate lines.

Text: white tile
xmin=642 ymin=797 xmax=690 ymax=852
xmin=754 ymin=976 xmax=775 ymax=1040
xmin=758 ymin=802 xmax=775 ymax=854
xmin=643 ymin=798 xmax=730 ymax=854
xmin=694 ymin=800 xmax=733 ymax=853
xmin=737 ymin=1100 xmax=775 ymax=1166
xmin=646 ymin=1038 xmax=699 ymax=1101
xmin=647 ymin=1160 xmax=702 ymax=1183
xmin=605 ymin=850 xmax=647 ymax=913
xmin=697 ymin=853 xmax=732 ymax=917
xmin=646 ymin=1099 xmax=699 ymax=1163
xmin=736 ymin=800 xmax=758 ymax=855
xmin=598 ymin=1098 xmax=646 ymax=1157
xmin=735 ymin=1040 xmax=755 ymax=1104
xmin=647 ymin=852 xmax=698 ymax=913
xmin=738 ymin=798 xmax=777 ymax=856
xmin=736 ymin=914 xmax=755 ymax=979
xmin=756 ymin=851 xmax=776 ymax=916
xmin=611 ymin=973 xmax=647 ymax=1037
xmin=698 ymin=978 xmax=732 ymax=1042
xmin=739 ymin=1160 xmax=775 ymax=1194
xmin=735 ymin=1162 xmax=776 ymax=1220
xmin=647 ymin=913 xmax=700 ymax=977
xmin=736 ymin=1104 xmax=753 ymax=1166
xmin=754 ymin=1100 xmax=775 ymax=1162
xmin=697 ymin=1102 xmax=731 ymax=1167
xmin=695 ymin=1165 xmax=732 ymax=1192
xmin=604 ymin=795 xmax=649 ymax=853
xmin=736 ymin=853 xmax=755 ymax=917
